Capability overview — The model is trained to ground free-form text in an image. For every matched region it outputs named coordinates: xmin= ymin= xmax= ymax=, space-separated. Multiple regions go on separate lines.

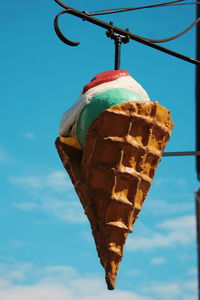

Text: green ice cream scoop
xmin=75 ymin=88 xmax=144 ymax=148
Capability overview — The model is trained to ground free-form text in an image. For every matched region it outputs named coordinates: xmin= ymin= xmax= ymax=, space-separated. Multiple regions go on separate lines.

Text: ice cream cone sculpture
xmin=55 ymin=70 xmax=174 ymax=289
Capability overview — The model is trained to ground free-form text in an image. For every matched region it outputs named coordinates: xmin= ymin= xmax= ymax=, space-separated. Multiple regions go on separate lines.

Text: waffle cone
xmin=55 ymin=101 xmax=174 ymax=290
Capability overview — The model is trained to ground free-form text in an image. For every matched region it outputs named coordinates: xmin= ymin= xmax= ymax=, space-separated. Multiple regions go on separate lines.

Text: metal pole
xmin=196 ymin=1 xmax=200 ymax=180
xmin=163 ymin=151 xmax=200 ymax=156
xmin=196 ymin=189 xmax=200 ymax=300
xmin=195 ymin=7 xmax=200 ymax=296
xmin=114 ymin=36 xmax=121 ymax=70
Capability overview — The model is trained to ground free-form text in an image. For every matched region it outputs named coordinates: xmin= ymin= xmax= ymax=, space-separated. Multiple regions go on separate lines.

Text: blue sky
xmin=0 ymin=0 xmax=198 ymax=299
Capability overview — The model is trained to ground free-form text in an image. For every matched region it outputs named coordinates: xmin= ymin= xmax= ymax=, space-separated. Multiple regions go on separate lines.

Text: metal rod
xmin=114 ymin=36 xmax=121 ymax=70
xmin=54 ymin=1 xmax=200 ymax=65
xmin=163 ymin=151 xmax=200 ymax=156
xmin=196 ymin=189 xmax=200 ymax=300
xmin=196 ymin=1 xmax=200 ymax=180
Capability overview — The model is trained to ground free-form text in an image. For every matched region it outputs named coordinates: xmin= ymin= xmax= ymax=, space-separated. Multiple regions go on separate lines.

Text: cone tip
xmin=106 ymin=272 xmax=116 ymax=290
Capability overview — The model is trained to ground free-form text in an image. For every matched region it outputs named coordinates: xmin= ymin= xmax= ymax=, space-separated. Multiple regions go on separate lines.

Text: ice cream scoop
xmin=59 ymin=70 xmax=150 ymax=141
xmin=76 ymin=88 xmax=143 ymax=147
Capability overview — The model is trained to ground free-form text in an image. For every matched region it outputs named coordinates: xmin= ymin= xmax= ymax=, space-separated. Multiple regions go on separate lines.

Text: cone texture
xmin=55 ymin=101 xmax=174 ymax=290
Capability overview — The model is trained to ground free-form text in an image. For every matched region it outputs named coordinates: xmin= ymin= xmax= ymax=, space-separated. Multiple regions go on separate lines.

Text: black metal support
xmin=163 ymin=151 xmax=200 ymax=157
xmin=196 ymin=3 xmax=200 ymax=181
xmin=196 ymin=4 xmax=200 ymax=298
xmin=54 ymin=0 xmax=200 ymax=66
xmin=106 ymin=25 xmax=130 ymax=70
xmin=196 ymin=189 xmax=200 ymax=300
xmin=114 ymin=36 xmax=121 ymax=70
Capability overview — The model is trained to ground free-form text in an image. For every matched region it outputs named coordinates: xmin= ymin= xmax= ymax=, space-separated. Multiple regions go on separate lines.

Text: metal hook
xmin=54 ymin=9 xmax=80 ymax=46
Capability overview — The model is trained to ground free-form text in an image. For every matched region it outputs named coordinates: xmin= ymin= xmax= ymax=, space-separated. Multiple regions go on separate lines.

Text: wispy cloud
xmin=143 ymin=282 xmax=182 ymax=299
xmin=0 ymin=239 xmax=26 ymax=253
xmin=41 ymin=196 xmax=87 ymax=223
xmin=0 ymin=261 xmax=196 ymax=300
xmin=0 ymin=262 xmax=153 ymax=300
xmin=22 ymin=132 xmax=35 ymax=139
xmin=9 ymin=170 xmax=87 ymax=223
xmin=0 ymin=148 xmax=9 ymax=163
xmin=0 ymin=283 xmax=153 ymax=300
xmin=9 ymin=171 xmax=72 ymax=192
xmin=150 ymin=257 xmax=166 ymax=265
xmin=142 ymin=280 xmax=197 ymax=300
xmin=0 ymin=262 xmax=33 ymax=283
xmin=154 ymin=177 xmax=187 ymax=187
xmin=125 ymin=269 xmax=143 ymax=277
xmin=12 ymin=202 xmax=38 ymax=211
xmin=144 ymin=199 xmax=193 ymax=215
xmin=0 ymin=262 xmax=78 ymax=286
xmin=186 ymin=267 xmax=197 ymax=277
xmin=12 ymin=195 xmax=87 ymax=224
xmin=127 ymin=215 xmax=195 ymax=251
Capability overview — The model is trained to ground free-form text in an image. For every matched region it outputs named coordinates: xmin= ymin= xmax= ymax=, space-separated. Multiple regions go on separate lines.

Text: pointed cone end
xmin=104 ymin=259 xmax=119 ymax=290
xmin=106 ymin=272 xmax=116 ymax=290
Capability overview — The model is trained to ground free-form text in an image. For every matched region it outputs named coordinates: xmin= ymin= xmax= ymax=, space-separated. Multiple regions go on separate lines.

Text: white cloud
xmin=0 ymin=262 xmax=153 ymax=300
xmin=125 ymin=269 xmax=143 ymax=277
xmin=9 ymin=171 xmax=72 ymax=192
xmin=127 ymin=215 xmax=195 ymax=251
xmin=0 ymin=262 xmax=33 ymax=283
xmin=0 ymin=261 xmax=197 ymax=300
xmin=0 ymin=148 xmax=9 ymax=163
xmin=0 ymin=279 xmax=10 ymax=288
xmin=144 ymin=199 xmax=193 ymax=215
xmin=158 ymin=215 xmax=195 ymax=231
xmin=36 ymin=265 xmax=78 ymax=284
xmin=9 ymin=239 xmax=26 ymax=249
xmin=12 ymin=196 xmax=86 ymax=224
xmin=183 ymin=280 xmax=197 ymax=292
xmin=0 ymin=262 xmax=78 ymax=286
xmin=22 ymin=132 xmax=35 ymax=139
xmin=12 ymin=202 xmax=38 ymax=211
xmin=9 ymin=170 xmax=87 ymax=223
xmin=0 ymin=283 xmax=153 ymax=300
xmin=143 ymin=280 xmax=197 ymax=300
xmin=0 ymin=239 xmax=26 ymax=253
xmin=9 ymin=170 xmax=88 ymax=223
xmin=186 ymin=267 xmax=197 ymax=277
xmin=150 ymin=257 xmax=166 ymax=265
xmin=143 ymin=282 xmax=182 ymax=298
xmin=154 ymin=177 xmax=187 ymax=187
xmin=0 ymin=207 xmax=7 ymax=216
xmin=41 ymin=196 xmax=87 ymax=223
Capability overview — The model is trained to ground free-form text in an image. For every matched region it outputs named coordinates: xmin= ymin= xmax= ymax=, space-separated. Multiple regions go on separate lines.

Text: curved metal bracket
xmin=53 ymin=1 xmax=200 ymax=65
xmin=54 ymin=9 xmax=80 ymax=46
